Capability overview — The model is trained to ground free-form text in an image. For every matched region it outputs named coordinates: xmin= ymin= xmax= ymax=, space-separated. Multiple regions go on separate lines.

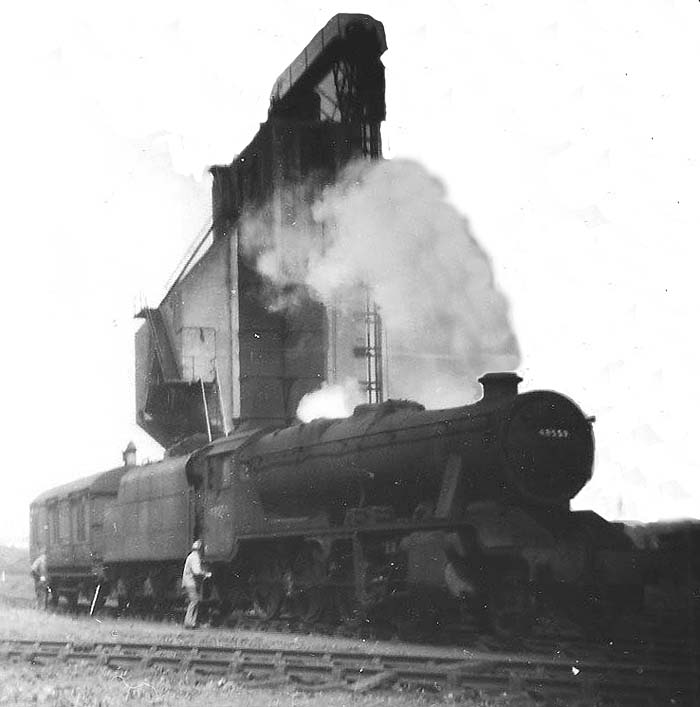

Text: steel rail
xmin=3 ymin=593 xmax=695 ymax=673
xmin=1 ymin=637 xmax=697 ymax=704
xmin=230 ymin=612 xmax=699 ymax=667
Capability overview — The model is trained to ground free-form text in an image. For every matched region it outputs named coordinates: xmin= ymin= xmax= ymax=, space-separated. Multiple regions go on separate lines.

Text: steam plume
xmin=296 ymin=378 xmax=366 ymax=423
xmin=244 ymin=158 xmax=520 ymax=414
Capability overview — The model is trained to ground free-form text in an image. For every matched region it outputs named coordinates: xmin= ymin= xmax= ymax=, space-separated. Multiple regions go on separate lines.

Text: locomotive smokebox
xmin=478 ymin=372 xmax=523 ymax=402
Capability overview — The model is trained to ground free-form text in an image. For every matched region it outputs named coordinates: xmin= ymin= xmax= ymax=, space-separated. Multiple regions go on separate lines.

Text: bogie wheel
xmin=296 ymin=587 xmax=325 ymax=622
xmin=66 ymin=591 xmax=79 ymax=613
xmin=92 ymin=584 xmax=108 ymax=612
xmin=252 ymin=582 xmax=284 ymax=620
xmin=251 ymin=552 xmax=286 ymax=621
xmin=566 ymin=585 xmax=620 ymax=640
xmin=116 ymin=578 xmax=132 ymax=613
xmin=333 ymin=586 xmax=358 ymax=624
xmin=487 ymin=569 xmax=535 ymax=639
xmin=291 ymin=544 xmax=328 ymax=622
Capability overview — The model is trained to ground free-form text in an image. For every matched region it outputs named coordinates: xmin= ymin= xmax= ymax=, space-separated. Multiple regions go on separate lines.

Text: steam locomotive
xmin=29 ymin=373 xmax=640 ymax=631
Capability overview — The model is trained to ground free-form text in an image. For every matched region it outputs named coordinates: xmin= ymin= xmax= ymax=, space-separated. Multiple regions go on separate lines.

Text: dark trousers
xmin=183 ymin=583 xmax=200 ymax=628
xmin=34 ymin=580 xmax=48 ymax=610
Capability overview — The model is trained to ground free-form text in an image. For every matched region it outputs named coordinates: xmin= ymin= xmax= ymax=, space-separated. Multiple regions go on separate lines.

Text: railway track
xmin=1 ymin=636 xmax=698 ymax=705
xmin=4 ymin=591 xmax=697 ymax=671
xmin=4 ymin=592 xmax=697 ymax=702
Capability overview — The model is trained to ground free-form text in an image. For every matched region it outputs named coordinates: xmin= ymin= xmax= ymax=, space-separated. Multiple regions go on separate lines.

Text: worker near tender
xmin=182 ymin=539 xmax=211 ymax=629
xmin=30 ymin=549 xmax=49 ymax=610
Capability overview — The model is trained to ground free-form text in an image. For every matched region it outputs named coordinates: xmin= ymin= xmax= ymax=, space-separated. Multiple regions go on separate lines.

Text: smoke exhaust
xmin=242 ymin=158 xmax=521 ymax=414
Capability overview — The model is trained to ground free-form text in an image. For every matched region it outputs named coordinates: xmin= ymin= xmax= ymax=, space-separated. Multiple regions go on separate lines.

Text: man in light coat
xmin=182 ymin=539 xmax=210 ymax=628
xmin=30 ymin=548 xmax=49 ymax=610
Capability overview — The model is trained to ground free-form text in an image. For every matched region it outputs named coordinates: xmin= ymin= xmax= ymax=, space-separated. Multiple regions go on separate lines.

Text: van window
xmin=73 ymin=497 xmax=87 ymax=542
xmin=59 ymin=501 xmax=70 ymax=543
xmin=39 ymin=507 xmax=48 ymax=547
xmin=49 ymin=504 xmax=59 ymax=545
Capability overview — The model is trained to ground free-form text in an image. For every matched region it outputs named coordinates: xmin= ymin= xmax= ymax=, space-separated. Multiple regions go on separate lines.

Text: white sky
xmin=1 ymin=0 xmax=698 ymax=546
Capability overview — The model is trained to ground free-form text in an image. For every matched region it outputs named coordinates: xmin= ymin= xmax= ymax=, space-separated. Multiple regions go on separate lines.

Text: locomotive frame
xmin=30 ymin=373 xmax=642 ymax=632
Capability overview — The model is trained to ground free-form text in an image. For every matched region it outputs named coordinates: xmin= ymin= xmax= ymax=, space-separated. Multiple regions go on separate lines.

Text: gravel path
xmin=1 ymin=606 xmax=540 ymax=706
xmin=0 ymin=604 xmax=486 ymax=660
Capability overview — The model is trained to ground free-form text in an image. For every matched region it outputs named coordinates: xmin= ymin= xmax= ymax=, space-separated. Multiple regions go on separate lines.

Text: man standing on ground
xmin=30 ymin=548 xmax=49 ymax=610
xmin=182 ymin=539 xmax=210 ymax=629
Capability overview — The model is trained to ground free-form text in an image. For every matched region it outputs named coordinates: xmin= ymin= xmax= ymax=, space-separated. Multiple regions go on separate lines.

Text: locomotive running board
xmin=234 ymin=518 xmax=480 ymax=542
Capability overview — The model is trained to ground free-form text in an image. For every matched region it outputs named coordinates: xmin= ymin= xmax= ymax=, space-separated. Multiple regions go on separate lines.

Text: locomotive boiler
xmin=29 ymin=373 xmax=640 ymax=632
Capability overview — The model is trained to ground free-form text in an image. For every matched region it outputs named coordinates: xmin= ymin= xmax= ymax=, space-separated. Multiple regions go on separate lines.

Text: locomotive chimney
xmin=122 ymin=441 xmax=137 ymax=467
xmin=478 ymin=372 xmax=523 ymax=402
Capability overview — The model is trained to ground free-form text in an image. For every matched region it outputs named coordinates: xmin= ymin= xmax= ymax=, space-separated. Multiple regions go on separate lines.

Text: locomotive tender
xmin=29 ymin=373 xmax=640 ymax=628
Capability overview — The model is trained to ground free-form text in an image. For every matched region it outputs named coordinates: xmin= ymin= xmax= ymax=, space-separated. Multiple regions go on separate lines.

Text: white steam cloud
xmin=296 ymin=378 xmax=366 ymax=423
xmin=244 ymin=158 xmax=520 ymax=416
